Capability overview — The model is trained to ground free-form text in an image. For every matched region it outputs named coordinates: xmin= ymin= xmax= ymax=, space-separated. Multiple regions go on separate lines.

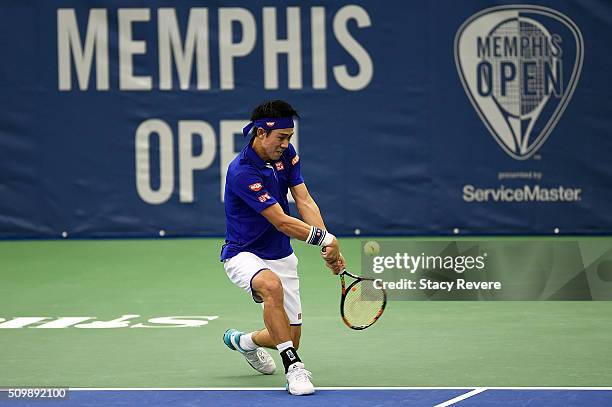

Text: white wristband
xmin=321 ymin=232 xmax=335 ymax=247
xmin=306 ymin=226 xmax=335 ymax=246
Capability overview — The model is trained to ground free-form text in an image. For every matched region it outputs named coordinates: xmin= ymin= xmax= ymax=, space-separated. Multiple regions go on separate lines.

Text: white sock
xmin=276 ymin=340 xmax=294 ymax=353
xmin=239 ymin=332 xmax=258 ymax=351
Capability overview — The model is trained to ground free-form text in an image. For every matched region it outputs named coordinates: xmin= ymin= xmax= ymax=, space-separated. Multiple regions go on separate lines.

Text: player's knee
xmin=255 ymin=273 xmax=283 ymax=301
xmin=262 ymin=277 xmax=283 ymax=297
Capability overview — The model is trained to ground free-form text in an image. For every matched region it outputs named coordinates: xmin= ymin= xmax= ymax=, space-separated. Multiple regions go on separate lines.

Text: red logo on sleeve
xmin=291 ymin=155 xmax=300 ymax=165
xmin=275 ymin=162 xmax=285 ymax=171
xmin=258 ymin=193 xmax=271 ymax=202
xmin=249 ymin=182 xmax=263 ymax=192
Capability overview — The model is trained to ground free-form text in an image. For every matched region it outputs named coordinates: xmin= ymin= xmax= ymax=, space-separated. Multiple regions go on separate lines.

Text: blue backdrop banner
xmin=0 ymin=0 xmax=610 ymax=238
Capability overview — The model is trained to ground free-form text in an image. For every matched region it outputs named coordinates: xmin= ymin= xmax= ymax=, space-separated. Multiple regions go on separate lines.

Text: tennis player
xmin=221 ymin=100 xmax=344 ymax=395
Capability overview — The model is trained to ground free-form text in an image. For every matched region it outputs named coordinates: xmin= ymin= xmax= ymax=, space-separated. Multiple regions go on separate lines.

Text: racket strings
xmin=343 ymin=280 xmax=385 ymax=327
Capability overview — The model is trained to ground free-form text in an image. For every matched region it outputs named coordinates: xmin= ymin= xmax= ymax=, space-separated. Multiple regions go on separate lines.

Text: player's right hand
xmin=321 ymin=242 xmax=343 ymax=274
xmin=328 ymin=253 xmax=346 ymax=275
xmin=323 ymin=257 xmax=343 ymax=274
xmin=321 ymin=238 xmax=339 ymax=261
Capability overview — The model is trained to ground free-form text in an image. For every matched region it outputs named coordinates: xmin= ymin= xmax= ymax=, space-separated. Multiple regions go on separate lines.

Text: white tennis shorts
xmin=224 ymin=251 xmax=302 ymax=325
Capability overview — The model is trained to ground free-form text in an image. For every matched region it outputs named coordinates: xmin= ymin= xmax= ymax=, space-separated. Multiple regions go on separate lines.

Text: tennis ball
xmin=363 ymin=240 xmax=380 ymax=256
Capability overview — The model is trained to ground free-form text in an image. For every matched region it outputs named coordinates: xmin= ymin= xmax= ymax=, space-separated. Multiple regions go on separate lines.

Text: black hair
xmin=250 ymin=100 xmax=299 ymax=121
xmin=250 ymin=100 xmax=299 ymax=136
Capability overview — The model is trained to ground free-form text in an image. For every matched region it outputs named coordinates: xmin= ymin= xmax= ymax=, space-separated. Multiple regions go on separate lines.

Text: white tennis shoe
xmin=285 ymin=362 xmax=315 ymax=395
xmin=243 ymin=348 xmax=276 ymax=375
xmin=223 ymin=329 xmax=276 ymax=375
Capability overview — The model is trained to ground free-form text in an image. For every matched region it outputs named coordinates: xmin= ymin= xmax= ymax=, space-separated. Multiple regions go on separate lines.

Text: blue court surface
xmin=2 ymin=388 xmax=612 ymax=406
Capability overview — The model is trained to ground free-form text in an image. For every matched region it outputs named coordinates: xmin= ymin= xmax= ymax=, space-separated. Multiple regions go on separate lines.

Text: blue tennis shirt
xmin=221 ymin=138 xmax=304 ymax=261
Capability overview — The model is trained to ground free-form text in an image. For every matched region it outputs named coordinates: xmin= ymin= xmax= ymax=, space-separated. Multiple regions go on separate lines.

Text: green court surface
xmin=1 ymin=237 xmax=611 ymax=388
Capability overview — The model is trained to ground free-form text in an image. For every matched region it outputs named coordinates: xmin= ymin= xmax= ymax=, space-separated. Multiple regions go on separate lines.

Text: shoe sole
xmin=286 ymin=383 xmax=315 ymax=395
xmin=288 ymin=389 xmax=315 ymax=396
xmin=245 ymin=356 xmax=275 ymax=375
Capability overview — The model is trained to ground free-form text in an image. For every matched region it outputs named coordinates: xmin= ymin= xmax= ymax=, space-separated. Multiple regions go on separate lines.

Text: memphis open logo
xmin=455 ymin=5 xmax=583 ymax=160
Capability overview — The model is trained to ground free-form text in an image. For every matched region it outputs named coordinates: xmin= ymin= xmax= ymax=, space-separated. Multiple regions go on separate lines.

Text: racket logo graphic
xmin=455 ymin=6 xmax=583 ymax=160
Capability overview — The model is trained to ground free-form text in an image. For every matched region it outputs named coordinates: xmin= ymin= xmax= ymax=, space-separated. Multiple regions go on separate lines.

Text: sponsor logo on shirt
xmin=266 ymin=121 xmax=275 ymax=127
xmin=249 ymin=182 xmax=263 ymax=192
xmin=258 ymin=193 xmax=271 ymax=202
xmin=291 ymin=155 xmax=300 ymax=165
xmin=275 ymin=162 xmax=285 ymax=171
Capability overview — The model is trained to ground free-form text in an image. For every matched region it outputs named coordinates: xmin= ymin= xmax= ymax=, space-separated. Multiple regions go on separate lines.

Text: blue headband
xmin=242 ymin=117 xmax=294 ymax=138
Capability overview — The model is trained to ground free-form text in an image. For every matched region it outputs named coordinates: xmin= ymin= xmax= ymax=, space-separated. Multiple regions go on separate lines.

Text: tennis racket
xmin=321 ymin=247 xmax=387 ymax=330
xmin=339 ymin=269 xmax=387 ymax=330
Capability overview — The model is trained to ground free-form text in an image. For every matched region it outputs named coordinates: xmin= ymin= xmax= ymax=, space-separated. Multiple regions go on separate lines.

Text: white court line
xmin=66 ymin=387 xmax=612 ymax=391
xmin=433 ymin=388 xmax=487 ymax=407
